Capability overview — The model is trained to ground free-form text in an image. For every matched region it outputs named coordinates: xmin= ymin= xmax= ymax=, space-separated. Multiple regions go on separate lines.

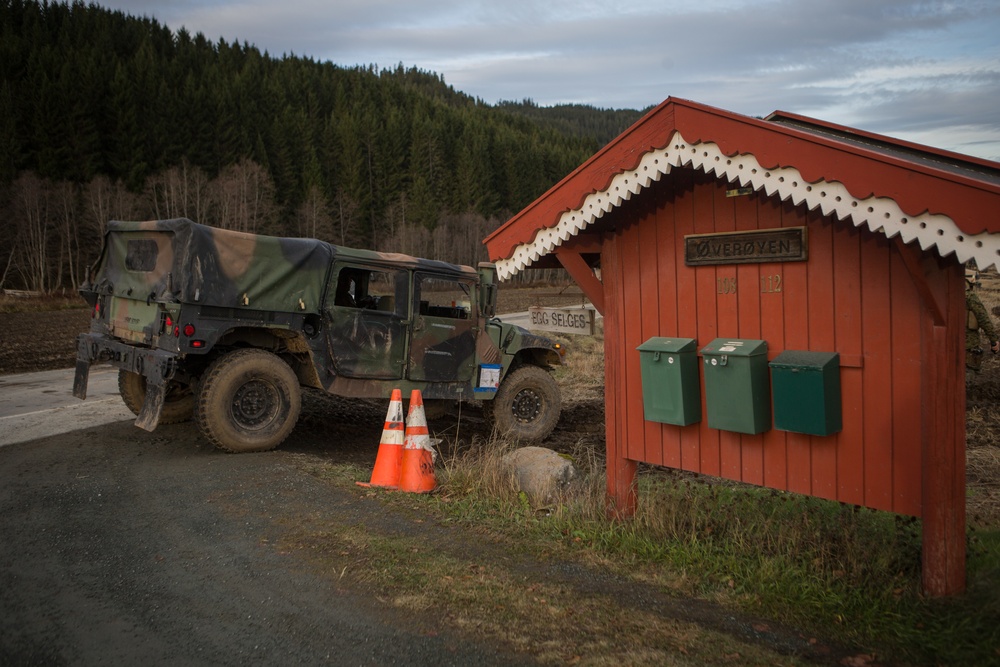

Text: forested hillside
xmin=0 ymin=0 xmax=645 ymax=292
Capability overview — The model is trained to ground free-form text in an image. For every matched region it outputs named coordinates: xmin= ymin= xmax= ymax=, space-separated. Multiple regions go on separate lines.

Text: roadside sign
xmin=527 ymin=306 xmax=595 ymax=335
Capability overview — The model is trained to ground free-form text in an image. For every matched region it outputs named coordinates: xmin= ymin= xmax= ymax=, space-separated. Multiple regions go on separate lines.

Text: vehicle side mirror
xmin=477 ymin=263 xmax=497 ymax=317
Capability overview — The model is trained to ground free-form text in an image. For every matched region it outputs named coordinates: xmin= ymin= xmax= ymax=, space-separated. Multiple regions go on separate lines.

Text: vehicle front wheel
xmin=195 ymin=349 xmax=302 ymax=453
xmin=118 ymin=369 xmax=194 ymax=424
xmin=484 ymin=365 xmax=561 ymax=442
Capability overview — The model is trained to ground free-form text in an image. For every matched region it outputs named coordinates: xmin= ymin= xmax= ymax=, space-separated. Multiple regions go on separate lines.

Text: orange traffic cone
xmin=356 ymin=388 xmax=405 ymax=489
xmin=398 ymin=389 xmax=437 ymax=493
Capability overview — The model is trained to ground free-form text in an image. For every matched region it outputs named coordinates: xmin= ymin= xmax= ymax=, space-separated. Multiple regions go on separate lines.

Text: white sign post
xmin=527 ymin=306 xmax=595 ymax=335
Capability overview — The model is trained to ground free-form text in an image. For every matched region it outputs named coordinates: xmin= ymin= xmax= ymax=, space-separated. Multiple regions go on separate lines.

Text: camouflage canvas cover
xmin=94 ymin=219 xmax=333 ymax=314
xmin=75 ymin=217 xmax=563 ymax=446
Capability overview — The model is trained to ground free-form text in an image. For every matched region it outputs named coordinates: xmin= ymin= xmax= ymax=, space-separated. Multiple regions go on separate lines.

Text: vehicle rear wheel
xmin=118 ymin=369 xmax=194 ymax=424
xmin=195 ymin=349 xmax=301 ymax=453
xmin=484 ymin=365 xmax=561 ymax=442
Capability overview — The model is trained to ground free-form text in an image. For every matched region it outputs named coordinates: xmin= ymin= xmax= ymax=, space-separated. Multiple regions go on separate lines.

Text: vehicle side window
xmin=417 ymin=276 xmax=472 ymax=319
xmin=334 ymin=267 xmax=403 ymax=314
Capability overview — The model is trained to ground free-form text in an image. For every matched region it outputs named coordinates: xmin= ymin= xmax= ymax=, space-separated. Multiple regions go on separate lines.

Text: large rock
xmin=502 ymin=446 xmax=578 ymax=507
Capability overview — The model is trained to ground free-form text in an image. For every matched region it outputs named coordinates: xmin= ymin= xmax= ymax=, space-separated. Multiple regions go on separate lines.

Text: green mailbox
xmin=636 ymin=337 xmax=700 ymax=426
xmin=769 ymin=351 xmax=842 ymax=436
xmin=700 ymin=338 xmax=770 ymax=434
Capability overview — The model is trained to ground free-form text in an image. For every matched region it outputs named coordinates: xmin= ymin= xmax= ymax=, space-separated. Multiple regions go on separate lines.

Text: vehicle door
xmin=325 ymin=264 xmax=408 ymax=379
xmin=407 ymin=273 xmax=476 ymax=383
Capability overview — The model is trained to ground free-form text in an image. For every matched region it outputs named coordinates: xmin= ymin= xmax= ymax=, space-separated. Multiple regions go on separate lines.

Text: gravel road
xmin=0 ymin=419 xmax=531 ymax=666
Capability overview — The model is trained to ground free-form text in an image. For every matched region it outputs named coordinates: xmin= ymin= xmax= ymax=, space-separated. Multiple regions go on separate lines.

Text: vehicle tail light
xmin=183 ymin=324 xmax=195 ymax=337
xmin=191 ymin=340 xmax=205 ymax=348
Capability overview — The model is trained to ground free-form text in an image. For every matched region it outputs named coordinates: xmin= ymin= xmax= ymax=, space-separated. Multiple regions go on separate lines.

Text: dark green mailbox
xmin=769 ymin=351 xmax=842 ymax=436
xmin=636 ymin=337 xmax=700 ymax=426
xmin=700 ymin=338 xmax=770 ymax=434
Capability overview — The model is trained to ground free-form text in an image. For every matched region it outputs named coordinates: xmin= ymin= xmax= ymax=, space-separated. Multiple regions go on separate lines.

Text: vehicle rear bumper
xmin=73 ymin=332 xmax=178 ymax=431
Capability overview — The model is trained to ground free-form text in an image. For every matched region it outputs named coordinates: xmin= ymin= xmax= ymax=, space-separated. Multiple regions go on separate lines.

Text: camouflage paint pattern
xmin=75 ymin=218 xmax=561 ymax=424
xmin=92 ymin=219 xmax=333 ymax=314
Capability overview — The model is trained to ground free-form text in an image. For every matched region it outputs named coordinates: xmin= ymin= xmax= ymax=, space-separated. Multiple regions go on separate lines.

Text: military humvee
xmin=73 ymin=219 xmax=563 ymax=452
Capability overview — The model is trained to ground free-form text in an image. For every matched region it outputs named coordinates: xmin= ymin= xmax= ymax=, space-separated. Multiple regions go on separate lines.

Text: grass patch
xmin=286 ymin=461 xmax=808 ymax=665
xmin=286 ymin=322 xmax=999 ymax=664
xmin=291 ymin=437 xmax=1000 ymax=665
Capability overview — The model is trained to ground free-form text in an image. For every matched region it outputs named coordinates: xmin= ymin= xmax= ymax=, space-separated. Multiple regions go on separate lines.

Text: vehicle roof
xmin=109 ymin=218 xmax=478 ymax=278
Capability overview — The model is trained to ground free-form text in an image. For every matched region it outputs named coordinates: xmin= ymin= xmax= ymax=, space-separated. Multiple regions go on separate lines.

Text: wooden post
xmin=601 ymin=235 xmax=637 ymax=518
xmin=909 ymin=253 xmax=966 ymax=596
xmin=894 ymin=245 xmax=966 ymax=596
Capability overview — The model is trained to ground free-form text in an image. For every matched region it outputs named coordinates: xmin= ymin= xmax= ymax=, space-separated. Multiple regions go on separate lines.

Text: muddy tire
xmin=118 ymin=369 xmax=195 ymax=424
xmin=484 ymin=365 xmax=561 ymax=442
xmin=195 ymin=349 xmax=301 ymax=453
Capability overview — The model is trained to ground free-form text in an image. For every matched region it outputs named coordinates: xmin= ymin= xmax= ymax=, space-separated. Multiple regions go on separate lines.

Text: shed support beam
xmin=895 ymin=238 xmax=946 ymax=326
xmin=918 ymin=260 xmax=967 ymax=596
xmin=555 ymin=249 xmax=604 ymax=315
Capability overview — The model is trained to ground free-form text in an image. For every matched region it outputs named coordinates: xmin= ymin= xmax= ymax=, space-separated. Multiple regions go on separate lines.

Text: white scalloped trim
xmin=496 ymin=130 xmax=1000 ymax=280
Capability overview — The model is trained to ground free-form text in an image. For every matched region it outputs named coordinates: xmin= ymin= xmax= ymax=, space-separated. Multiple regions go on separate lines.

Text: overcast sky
xmin=97 ymin=0 xmax=1000 ymax=161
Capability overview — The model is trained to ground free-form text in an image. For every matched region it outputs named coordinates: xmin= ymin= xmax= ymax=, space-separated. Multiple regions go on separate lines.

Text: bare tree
xmin=0 ymin=249 xmax=13 ymax=291
xmin=210 ymin=159 xmax=276 ymax=233
xmin=295 ymin=184 xmax=333 ymax=240
xmin=149 ymin=160 xmax=211 ymax=222
xmin=51 ymin=180 xmax=80 ymax=290
xmin=84 ymin=175 xmax=144 ymax=235
xmin=331 ymin=187 xmax=362 ymax=247
xmin=11 ymin=173 xmax=51 ymax=292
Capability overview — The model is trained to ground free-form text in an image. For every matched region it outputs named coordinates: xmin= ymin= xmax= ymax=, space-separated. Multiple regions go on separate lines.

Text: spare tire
xmin=118 ymin=369 xmax=195 ymax=424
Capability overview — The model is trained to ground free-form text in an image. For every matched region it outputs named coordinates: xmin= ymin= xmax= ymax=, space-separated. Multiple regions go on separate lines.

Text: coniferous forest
xmin=0 ymin=0 xmax=648 ymax=292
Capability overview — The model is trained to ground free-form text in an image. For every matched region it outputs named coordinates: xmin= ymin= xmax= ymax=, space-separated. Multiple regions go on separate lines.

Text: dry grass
xmin=0 ymin=292 xmax=86 ymax=313
xmin=281 ymin=314 xmax=1000 ymax=664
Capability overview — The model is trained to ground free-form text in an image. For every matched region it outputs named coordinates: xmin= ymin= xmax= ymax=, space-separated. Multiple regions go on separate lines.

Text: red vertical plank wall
xmin=638 ymin=195 xmax=664 ymax=467
xmin=805 ymin=213 xmax=837 ymax=499
xmin=832 ymin=224 xmax=864 ymax=507
xmin=758 ymin=196 xmax=787 ymax=491
xmin=606 ymin=167 xmax=939 ymax=517
xmin=692 ymin=174 xmax=721 ymax=477
xmin=860 ymin=237 xmax=894 ymax=510
xmin=714 ymin=181 xmax=742 ymax=483
xmin=733 ymin=189 xmax=764 ymax=486
xmin=657 ymin=180 xmax=682 ymax=469
xmin=673 ymin=170 xmax=700 ymax=472
xmin=889 ymin=250 xmax=924 ymax=514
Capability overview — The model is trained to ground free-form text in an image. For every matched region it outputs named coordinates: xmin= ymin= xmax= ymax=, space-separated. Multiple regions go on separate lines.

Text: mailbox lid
xmin=637 ymin=337 xmax=698 ymax=354
xmin=699 ymin=338 xmax=768 ymax=358
xmin=769 ymin=350 xmax=839 ymax=371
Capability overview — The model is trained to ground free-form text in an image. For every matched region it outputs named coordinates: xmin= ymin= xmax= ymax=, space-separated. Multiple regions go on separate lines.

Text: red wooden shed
xmin=484 ymin=97 xmax=1000 ymax=596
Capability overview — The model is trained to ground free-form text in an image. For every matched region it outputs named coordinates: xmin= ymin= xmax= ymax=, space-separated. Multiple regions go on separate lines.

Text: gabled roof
xmin=484 ymin=98 xmax=1000 ymax=280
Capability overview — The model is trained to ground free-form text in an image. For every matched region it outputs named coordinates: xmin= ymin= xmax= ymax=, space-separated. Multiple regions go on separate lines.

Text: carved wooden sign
xmin=684 ymin=227 xmax=808 ymax=266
